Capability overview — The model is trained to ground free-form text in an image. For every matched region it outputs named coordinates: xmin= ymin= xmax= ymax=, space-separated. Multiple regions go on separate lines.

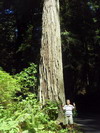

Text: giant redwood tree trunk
xmin=39 ymin=0 xmax=65 ymax=121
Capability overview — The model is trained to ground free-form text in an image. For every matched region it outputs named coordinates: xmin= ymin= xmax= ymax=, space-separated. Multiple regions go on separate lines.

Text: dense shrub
xmin=0 ymin=94 xmax=59 ymax=133
xmin=0 ymin=94 xmax=82 ymax=133
xmin=0 ymin=70 xmax=20 ymax=105
xmin=14 ymin=63 xmax=38 ymax=94
xmin=0 ymin=67 xmax=82 ymax=133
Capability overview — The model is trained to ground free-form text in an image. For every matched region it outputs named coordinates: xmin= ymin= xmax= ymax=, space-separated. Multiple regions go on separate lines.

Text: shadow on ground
xmin=75 ymin=114 xmax=100 ymax=133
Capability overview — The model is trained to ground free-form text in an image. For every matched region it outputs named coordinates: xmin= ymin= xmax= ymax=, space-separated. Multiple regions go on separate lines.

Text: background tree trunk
xmin=39 ymin=0 xmax=65 ymax=122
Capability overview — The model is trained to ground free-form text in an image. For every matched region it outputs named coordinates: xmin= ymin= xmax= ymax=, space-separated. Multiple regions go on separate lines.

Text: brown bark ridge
xmin=39 ymin=0 xmax=65 ymax=122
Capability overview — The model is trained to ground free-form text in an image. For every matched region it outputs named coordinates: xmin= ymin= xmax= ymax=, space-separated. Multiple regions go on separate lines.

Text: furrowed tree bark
xmin=39 ymin=0 xmax=65 ymax=122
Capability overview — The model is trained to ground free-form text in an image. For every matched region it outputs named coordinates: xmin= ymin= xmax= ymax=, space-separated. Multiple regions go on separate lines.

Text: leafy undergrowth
xmin=0 ymin=68 xmax=82 ymax=133
xmin=0 ymin=94 xmax=83 ymax=133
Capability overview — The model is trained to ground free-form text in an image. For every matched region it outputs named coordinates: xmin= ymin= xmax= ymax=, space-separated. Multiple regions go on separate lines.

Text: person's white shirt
xmin=63 ymin=104 xmax=75 ymax=116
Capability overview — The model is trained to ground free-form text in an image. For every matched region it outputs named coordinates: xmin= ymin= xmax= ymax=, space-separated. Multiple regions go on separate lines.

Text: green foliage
xmin=42 ymin=101 xmax=58 ymax=120
xmin=0 ymin=69 xmax=82 ymax=133
xmin=17 ymin=25 xmax=33 ymax=52
xmin=0 ymin=93 xmax=82 ymax=133
xmin=14 ymin=63 xmax=38 ymax=94
xmin=0 ymin=70 xmax=20 ymax=105
xmin=73 ymin=109 xmax=78 ymax=118
xmin=44 ymin=120 xmax=61 ymax=132
xmin=61 ymin=31 xmax=80 ymax=46
xmin=0 ymin=94 xmax=58 ymax=133
xmin=60 ymin=0 xmax=100 ymax=95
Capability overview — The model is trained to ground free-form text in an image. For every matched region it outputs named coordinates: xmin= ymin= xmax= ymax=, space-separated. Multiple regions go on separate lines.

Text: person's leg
xmin=69 ymin=115 xmax=73 ymax=124
xmin=69 ymin=115 xmax=74 ymax=128
xmin=65 ymin=115 xmax=68 ymax=127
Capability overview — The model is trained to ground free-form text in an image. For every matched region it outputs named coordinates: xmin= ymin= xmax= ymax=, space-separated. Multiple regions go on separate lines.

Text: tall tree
xmin=39 ymin=0 xmax=65 ymax=121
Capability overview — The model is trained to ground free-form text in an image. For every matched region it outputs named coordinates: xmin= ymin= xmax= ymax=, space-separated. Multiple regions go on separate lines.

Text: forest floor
xmin=75 ymin=113 xmax=100 ymax=133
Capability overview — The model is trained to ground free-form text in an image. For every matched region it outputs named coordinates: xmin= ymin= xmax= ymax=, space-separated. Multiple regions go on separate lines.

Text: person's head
xmin=66 ymin=99 xmax=70 ymax=105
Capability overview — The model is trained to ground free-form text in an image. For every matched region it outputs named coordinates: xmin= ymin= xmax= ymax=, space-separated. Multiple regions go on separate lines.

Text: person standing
xmin=63 ymin=99 xmax=76 ymax=127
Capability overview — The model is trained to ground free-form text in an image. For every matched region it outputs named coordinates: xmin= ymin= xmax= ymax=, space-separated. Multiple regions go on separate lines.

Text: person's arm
xmin=72 ymin=103 xmax=76 ymax=109
xmin=62 ymin=105 xmax=66 ymax=110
